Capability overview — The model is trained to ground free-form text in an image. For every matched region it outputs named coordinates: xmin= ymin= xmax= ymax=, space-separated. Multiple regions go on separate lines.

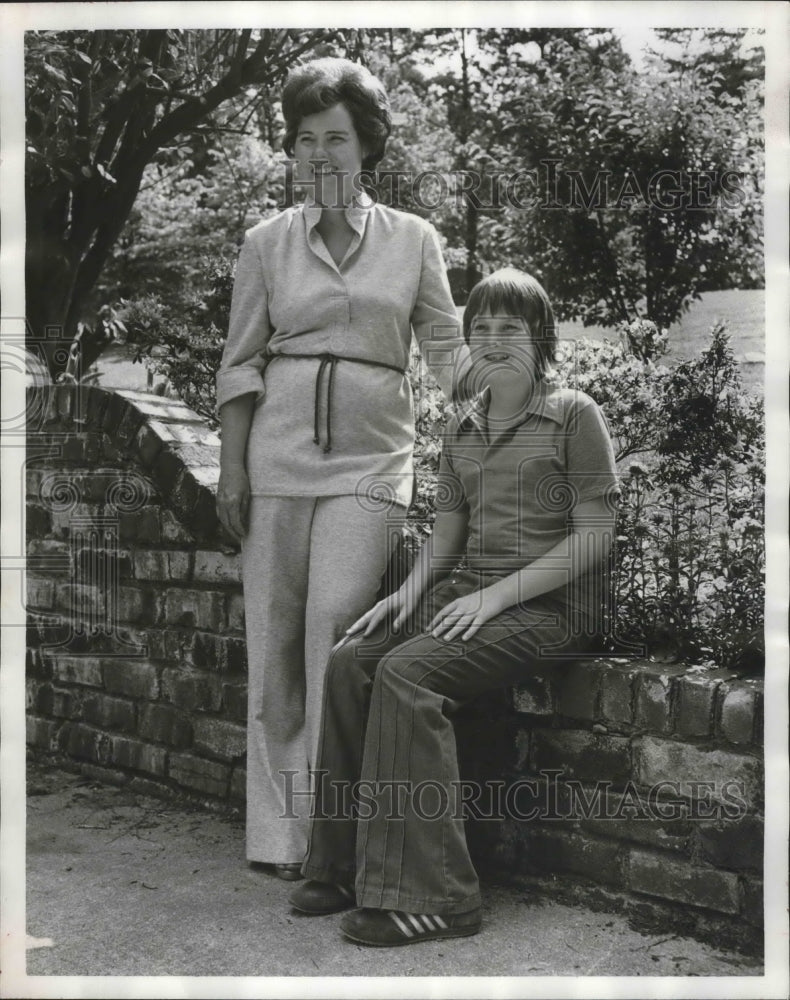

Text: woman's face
xmin=293 ymin=102 xmax=366 ymax=208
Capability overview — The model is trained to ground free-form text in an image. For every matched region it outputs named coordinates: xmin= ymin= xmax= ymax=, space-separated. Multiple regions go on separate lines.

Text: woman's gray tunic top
xmin=216 ymin=193 xmax=464 ymax=507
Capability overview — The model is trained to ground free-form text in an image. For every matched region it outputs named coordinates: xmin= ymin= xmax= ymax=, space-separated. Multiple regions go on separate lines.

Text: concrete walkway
xmin=19 ymin=757 xmax=763 ymax=984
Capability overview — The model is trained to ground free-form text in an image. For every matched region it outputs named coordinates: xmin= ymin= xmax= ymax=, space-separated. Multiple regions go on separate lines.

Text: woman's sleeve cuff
xmin=215 ymin=366 xmax=266 ymax=410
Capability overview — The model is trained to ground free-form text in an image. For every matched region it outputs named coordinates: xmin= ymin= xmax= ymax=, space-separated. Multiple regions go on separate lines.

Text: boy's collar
xmin=455 ymin=381 xmax=565 ymax=433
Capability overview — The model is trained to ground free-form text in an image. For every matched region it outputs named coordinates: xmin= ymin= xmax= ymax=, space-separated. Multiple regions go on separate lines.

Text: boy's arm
xmin=405 ymin=507 xmax=470 ymax=601
xmin=429 ymin=495 xmax=615 ymax=641
xmin=347 ymin=506 xmax=469 ymax=637
xmin=486 ymin=495 xmax=614 ymax=610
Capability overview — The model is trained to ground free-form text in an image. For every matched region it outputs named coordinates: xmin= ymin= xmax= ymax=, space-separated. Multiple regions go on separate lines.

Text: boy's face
xmin=467 ymin=311 xmax=541 ymax=394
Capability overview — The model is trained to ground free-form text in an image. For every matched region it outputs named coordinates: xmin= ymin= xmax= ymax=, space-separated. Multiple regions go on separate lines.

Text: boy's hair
xmin=463 ymin=268 xmax=557 ymax=377
xmin=281 ymin=57 xmax=392 ymax=171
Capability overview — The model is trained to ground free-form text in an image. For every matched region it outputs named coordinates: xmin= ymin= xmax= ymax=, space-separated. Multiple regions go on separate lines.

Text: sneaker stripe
xmin=407 ymin=913 xmax=425 ymax=933
xmin=434 ymin=915 xmax=448 ymax=929
xmin=421 ymin=915 xmax=436 ymax=931
xmin=336 ymin=885 xmax=353 ymax=900
xmin=388 ymin=912 xmax=414 ymax=938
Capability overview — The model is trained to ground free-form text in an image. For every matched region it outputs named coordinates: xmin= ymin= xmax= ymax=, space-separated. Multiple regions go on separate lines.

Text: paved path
xmin=17 ymin=758 xmax=763 ymax=983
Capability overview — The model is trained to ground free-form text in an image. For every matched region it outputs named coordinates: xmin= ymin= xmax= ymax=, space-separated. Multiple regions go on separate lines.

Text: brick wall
xmin=456 ymin=662 xmax=763 ymax=952
xmin=26 ymin=384 xmax=247 ymax=803
xmin=25 ymin=384 xmax=763 ymax=952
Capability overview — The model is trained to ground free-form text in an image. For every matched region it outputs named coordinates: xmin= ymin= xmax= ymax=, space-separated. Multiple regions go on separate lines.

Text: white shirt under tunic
xmin=216 ymin=192 xmax=464 ymax=507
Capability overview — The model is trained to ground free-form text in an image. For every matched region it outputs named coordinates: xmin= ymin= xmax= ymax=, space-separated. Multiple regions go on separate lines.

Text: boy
xmin=289 ymin=268 xmax=619 ymax=945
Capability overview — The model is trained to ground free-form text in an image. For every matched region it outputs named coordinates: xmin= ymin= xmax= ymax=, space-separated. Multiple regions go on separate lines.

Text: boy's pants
xmin=242 ymin=496 xmax=402 ymax=865
xmin=302 ymin=569 xmax=592 ymax=915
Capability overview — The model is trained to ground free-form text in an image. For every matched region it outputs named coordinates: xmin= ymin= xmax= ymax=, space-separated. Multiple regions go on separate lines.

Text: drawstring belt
xmin=261 ymin=351 xmax=407 ymax=453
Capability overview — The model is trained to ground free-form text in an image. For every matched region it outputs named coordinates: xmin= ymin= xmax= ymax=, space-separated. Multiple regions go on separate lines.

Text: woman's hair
xmin=281 ymin=57 xmax=392 ymax=171
xmin=463 ymin=268 xmax=557 ymax=377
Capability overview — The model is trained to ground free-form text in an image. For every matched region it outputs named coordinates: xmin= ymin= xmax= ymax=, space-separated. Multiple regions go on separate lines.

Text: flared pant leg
xmin=242 ymin=495 xmax=401 ymax=864
xmin=303 ymin=571 xmax=585 ymax=912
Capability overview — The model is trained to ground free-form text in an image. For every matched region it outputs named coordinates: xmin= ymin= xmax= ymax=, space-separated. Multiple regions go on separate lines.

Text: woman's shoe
xmin=340 ymin=906 xmax=482 ymax=946
xmin=273 ymin=863 xmax=304 ymax=881
xmin=289 ymin=879 xmax=355 ymax=914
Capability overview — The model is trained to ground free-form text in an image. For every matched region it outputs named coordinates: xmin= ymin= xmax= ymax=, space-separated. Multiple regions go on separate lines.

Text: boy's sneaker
xmin=289 ymin=879 xmax=355 ymax=915
xmin=340 ymin=906 xmax=482 ymax=946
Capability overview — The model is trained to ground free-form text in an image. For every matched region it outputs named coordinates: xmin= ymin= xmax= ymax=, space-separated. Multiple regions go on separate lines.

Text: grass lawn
xmin=558 ymin=288 xmax=765 ymax=394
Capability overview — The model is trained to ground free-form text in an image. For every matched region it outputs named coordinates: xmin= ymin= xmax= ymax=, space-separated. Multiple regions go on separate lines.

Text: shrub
xmin=554 ymin=325 xmax=764 ymax=670
xmin=405 ymin=347 xmax=448 ymax=546
xmin=121 ymin=255 xmax=234 ymax=425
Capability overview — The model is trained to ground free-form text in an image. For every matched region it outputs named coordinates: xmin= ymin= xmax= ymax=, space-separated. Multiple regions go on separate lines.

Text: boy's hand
xmin=346 ymin=581 xmax=423 ymax=638
xmin=428 ymin=588 xmax=507 ymax=642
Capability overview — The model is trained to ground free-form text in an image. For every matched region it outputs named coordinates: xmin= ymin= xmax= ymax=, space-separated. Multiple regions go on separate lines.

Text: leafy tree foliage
xmin=25 ymin=27 xmax=341 ymax=378
xmin=28 ymin=26 xmax=763 ymax=373
xmin=100 ymin=130 xmax=283 ymax=310
xmin=648 ymin=28 xmax=764 ymax=99
xmin=364 ymin=28 xmax=507 ymax=300
xmin=358 ymin=29 xmax=764 ymax=323
xmin=125 ymin=255 xmax=233 ymax=423
xmin=480 ymin=30 xmax=764 ymax=327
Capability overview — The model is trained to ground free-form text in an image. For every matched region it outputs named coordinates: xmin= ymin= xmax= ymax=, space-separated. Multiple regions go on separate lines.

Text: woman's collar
xmin=302 ymin=188 xmax=374 ymax=234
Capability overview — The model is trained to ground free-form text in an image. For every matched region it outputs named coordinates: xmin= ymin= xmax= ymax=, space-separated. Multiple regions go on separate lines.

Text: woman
xmin=216 ymin=57 xmax=464 ymax=879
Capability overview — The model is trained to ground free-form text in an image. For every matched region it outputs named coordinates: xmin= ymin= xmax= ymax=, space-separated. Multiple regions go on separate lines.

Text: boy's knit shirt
xmin=437 ymin=383 xmax=620 ymax=595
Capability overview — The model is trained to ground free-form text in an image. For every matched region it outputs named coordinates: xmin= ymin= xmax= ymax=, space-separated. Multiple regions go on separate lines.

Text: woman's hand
xmin=428 ymin=587 xmax=507 ymax=642
xmin=346 ymin=579 xmax=424 ymax=638
xmin=217 ymin=465 xmax=251 ymax=544
xmin=217 ymin=394 xmax=255 ymax=544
